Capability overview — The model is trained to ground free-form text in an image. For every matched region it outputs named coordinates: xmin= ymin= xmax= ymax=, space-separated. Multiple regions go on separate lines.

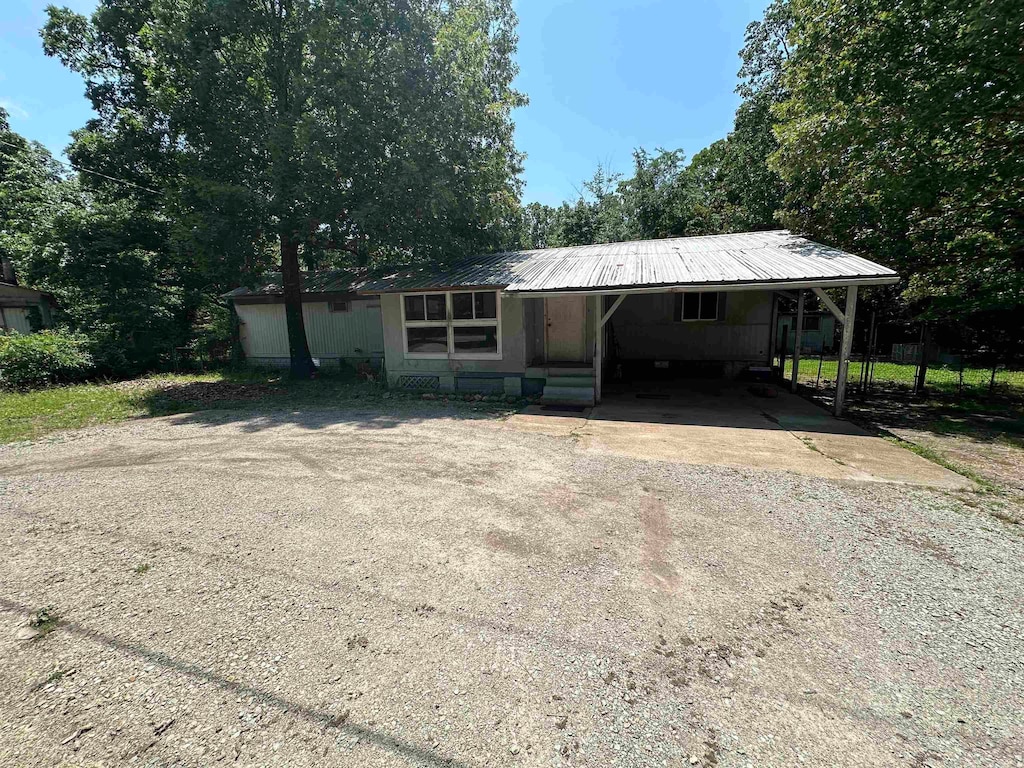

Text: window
xmin=328 ymin=300 xmax=350 ymax=313
xmin=802 ymin=315 xmax=821 ymax=331
xmin=676 ymin=292 xmax=720 ymax=321
xmin=402 ymin=290 xmax=501 ymax=359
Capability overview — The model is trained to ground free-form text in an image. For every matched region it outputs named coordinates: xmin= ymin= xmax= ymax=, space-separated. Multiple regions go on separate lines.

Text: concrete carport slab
xmin=507 ymin=386 xmax=970 ymax=489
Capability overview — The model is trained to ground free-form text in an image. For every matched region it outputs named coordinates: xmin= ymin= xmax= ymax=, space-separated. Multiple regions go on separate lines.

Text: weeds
xmin=134 ymin=563 xmax=151 ymax=575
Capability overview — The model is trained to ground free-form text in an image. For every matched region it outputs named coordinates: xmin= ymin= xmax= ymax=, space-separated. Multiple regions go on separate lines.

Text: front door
xmin=545 ymin=296 xmax=587 ymax=362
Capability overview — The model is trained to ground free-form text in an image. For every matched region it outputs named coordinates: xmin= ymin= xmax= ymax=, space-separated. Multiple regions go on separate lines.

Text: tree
xmin=44 ymin=0 xmax=525 ymax=378
xmin=772 ymin=0 xmax=1024 ymax=322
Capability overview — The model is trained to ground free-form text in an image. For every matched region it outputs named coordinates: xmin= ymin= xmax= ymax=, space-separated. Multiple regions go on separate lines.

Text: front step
xmin=546 ymin=375 xmax=596 ymax=388
xmin=540 ymin=385 xmax=595 ymax=407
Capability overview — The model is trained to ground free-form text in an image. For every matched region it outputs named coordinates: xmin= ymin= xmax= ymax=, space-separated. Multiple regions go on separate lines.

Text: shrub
xmin=0 ymin=330 xmax=94 ymax=390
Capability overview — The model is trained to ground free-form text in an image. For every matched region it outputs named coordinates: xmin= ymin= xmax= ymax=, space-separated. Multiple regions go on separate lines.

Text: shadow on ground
xmin=0 ymin=595 xmax=468 ymax=767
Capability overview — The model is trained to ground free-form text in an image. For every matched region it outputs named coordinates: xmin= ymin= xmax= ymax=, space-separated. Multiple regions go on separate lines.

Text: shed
xmin=0 ymin=282 xmax=54 ymax=334
xmin=224 ymin=270 xmax=384 ymax=368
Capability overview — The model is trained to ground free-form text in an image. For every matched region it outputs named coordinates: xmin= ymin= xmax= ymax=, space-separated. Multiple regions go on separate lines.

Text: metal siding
xmin=360 ymin=230 xmax=899 ymax=293
xmin=236 ymin=301 xmax=383 ymax=359
xmin=0 ymin=307 xmax=34 ymax=334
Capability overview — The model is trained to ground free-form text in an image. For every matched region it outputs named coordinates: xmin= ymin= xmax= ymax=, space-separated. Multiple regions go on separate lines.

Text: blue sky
xmin=0 ymin=0 xmax=769 ymax=207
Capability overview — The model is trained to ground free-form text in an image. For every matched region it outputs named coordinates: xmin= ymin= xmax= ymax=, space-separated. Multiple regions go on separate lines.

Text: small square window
xmin=328 ymin=300 xmax=350 ymax=313
xmin=803 ymin=315 xmax=821 ymax=331
xmin=678 ymin=292 xmax=720 ymax=321
xmin=474 ymin=291 xmax=497 ymax=319
xmin=452 ymin=292 xmax=474 ymax=320
xmin=404 ymin=295 xmax=425 ymax=321
xmin=425 ymin=294 xmax=447 ymax=321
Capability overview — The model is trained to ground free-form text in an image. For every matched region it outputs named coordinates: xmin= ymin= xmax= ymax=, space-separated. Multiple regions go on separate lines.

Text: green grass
xmin=0 ymin=368 xmax=373 ymax=444
xmin=0 ymin=367 xmax=520 ymax=445
xmin=782 ymin=357 xmax=1023 ymax=396
xmin=882 ymin=435 xmax=998 ymax=491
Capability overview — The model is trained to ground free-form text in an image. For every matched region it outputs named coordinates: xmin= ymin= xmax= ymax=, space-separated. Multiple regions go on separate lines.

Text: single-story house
xmin=223 ymin=271 xmax=384 ymax=368
xmin=0 ymin=282 xmax=54 ymax=334
xmin=776 ymin=311 xmax=837 ymax=354
xmin=227 ymin=230 xmax=898 ymax=414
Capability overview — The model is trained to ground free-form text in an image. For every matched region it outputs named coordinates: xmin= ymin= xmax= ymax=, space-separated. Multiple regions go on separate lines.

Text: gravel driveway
xmin=1 ymin=404 xmax=1022 ymax=767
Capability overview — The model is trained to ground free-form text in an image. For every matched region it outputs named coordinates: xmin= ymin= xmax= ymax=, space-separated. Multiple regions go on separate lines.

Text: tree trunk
xmin=1 ymin=255 xmax=17 ymax=285
xmin=280 ymin=233 xmax=316 ymax=379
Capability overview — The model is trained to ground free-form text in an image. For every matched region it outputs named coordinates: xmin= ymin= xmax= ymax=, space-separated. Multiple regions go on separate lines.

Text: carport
xmin=509 ymin=232 xmax=899 ymax=415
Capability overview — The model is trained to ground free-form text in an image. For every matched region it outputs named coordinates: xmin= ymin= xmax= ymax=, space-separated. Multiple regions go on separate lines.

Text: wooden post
xmin=791 ymin=291 xmax=805 ymax=392
xmin=913 ymin=323 xmax=929 ymax=395
xmin=595 ymin=295 xmax=603 ymax=403
xmin=834 ymin=285 xmax=858 ymax=416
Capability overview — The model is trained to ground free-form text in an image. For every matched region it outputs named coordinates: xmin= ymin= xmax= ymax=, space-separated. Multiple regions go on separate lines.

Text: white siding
xmin=236 ymin=299 xmax=384 ymax=361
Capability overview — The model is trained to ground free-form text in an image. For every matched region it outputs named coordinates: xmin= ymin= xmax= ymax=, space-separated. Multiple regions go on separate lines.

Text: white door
xmin=545 ymin=296 xmax=587 ymax=362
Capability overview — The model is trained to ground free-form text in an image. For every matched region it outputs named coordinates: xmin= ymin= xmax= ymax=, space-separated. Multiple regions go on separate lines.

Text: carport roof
xmin=359 ymin=230 xmax=899 ymax=295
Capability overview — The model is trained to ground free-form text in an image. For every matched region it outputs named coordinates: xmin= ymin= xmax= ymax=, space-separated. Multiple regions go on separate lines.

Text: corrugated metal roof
xmin=224 ymin=269 xmax=370 ymax=298
xmin=359 ymin=230 xmax=899 ymax=294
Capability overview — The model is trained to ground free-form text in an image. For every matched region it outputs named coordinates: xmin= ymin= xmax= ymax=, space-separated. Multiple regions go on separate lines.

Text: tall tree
xmin=772 ymin=0 xmax=1024 ymax=321
xmin=44 ymin=0 xmax=525 ymax=378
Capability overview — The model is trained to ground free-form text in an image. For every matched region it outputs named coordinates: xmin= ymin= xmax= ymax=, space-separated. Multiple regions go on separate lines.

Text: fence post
xmin=913 ymin=323 xmax=929 ymax=396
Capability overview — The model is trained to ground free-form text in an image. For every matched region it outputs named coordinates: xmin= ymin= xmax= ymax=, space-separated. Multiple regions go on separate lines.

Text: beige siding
xmin=236 ymin=299 xmax=384 ymax=361
xmin=608 ymin=291 xmax=772 ymax=362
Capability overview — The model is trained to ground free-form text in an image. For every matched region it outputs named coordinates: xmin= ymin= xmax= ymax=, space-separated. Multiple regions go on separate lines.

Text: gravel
xmin=0 ymin=404 xmax=1022 ymax=767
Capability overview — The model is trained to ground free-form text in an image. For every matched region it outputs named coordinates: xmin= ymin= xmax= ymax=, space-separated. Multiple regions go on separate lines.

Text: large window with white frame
xmin=401 ymin=290 xmax=501 ymax=359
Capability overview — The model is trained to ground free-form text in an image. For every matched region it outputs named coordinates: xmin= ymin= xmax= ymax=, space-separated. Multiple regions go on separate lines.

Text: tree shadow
xmin=0 ymin=595 xmax=469 ymax=767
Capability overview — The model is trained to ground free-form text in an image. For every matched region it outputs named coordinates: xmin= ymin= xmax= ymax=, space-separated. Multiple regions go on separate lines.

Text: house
xmin=359 ymin=230 xmax=898 ymax=414
xmin=224 ymin=270 xmax=384 ymax=368
xmin=228 ymin=230 xmax=898 ymax=414
xmin=776 ymin=311 xmax=836 ymax=354
xmin=0 ymin=282 xmax=54 ymax=334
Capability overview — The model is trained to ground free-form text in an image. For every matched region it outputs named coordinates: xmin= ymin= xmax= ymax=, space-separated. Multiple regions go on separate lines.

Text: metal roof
xmin=223 ymin=269 xmax=370 ymax=298
xmin=359 ymin=230 xmax=899 ymax=294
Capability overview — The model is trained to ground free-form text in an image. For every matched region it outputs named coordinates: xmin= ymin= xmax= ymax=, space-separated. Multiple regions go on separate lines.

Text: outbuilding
xmin=360 ymin=230 xmax=898 ymax=414
xmin=0 ymin=282 xmax=54 ymax=334
xmin=224 ymin=270 xmax=384 ymax=369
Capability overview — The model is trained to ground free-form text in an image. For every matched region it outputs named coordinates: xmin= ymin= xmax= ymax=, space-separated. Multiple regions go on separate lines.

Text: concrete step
xmin=546 ymin=375 xmax=596 ymax=388
xmin=546 ymin=366 xmax=593 ymax=378
xmin=541 ymin=385 xmax=595 ymax=407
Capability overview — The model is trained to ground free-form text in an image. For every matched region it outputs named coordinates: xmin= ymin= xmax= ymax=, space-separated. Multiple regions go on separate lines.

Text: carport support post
xmin=595 ymin=294 xmax=626 ymax=403
xmin=834 ymin=285 xmax=858 ymax=416
xmin=791 ymin=291 xmax=805 ymax=392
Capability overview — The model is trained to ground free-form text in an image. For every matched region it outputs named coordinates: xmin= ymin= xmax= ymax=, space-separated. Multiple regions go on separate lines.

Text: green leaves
xmin=772 ymin=0 xmax=1024 ymax=318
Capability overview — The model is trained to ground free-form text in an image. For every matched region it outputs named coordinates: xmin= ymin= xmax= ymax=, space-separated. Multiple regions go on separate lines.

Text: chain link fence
xmin=776 ymin=319 xmax=1024 ymax=405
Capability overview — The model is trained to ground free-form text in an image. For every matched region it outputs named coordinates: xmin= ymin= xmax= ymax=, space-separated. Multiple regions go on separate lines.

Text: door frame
xmin=544 ymin=295 xmax=587 ymax=362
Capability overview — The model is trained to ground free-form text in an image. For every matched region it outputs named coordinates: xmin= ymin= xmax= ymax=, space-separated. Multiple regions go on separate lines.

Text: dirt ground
xmin=1 ymin=404 xmax=1022 ymax=767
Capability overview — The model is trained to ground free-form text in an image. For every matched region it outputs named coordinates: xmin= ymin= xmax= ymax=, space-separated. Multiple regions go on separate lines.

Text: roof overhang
xmin=506 ymin=274 xmax=900 ymax=298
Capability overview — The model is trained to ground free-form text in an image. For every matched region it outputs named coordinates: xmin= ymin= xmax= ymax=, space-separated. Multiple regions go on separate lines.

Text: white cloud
xmin=0 ymin=99 xmax=29 ymax=120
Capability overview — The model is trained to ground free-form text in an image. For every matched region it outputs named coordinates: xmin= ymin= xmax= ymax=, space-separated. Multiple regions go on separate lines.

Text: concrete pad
xmin=505 ymin=386 xmax=971 ymax=488
xmin=504 ymin=405 xmax=590 ymax=437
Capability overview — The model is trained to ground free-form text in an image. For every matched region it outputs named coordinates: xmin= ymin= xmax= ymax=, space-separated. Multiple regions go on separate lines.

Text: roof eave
xmin=506 ymin=274 xmax=900 ymax=297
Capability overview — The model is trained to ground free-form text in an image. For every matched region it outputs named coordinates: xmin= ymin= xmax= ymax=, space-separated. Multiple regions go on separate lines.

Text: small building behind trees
xmin=0 ymin=282 xmax=54 ymax=334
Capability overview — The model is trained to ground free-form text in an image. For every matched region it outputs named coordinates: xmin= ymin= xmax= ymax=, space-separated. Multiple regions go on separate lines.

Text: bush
xmin=0 ymin=330 xmax=95 ymax=390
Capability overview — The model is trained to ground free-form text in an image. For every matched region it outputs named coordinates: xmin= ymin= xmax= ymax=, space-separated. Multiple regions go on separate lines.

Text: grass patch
xmin=0 ymin=367 xmax=522 ymax=445
xmin=883 ymin=435 xmax=997 ymax=491
xmin=134 ymin=563 xmax=151 ymax=575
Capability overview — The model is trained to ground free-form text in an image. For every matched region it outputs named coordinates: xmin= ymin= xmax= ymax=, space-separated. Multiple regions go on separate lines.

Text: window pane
xmin=453 ymin=325 xmax=498 ymax=354
xmin=452 ymin=292 xmax=474 ymax=320
xmin=404 ymin=295 xmax=425 ymax=321
xmin=474 ymin=291 xmax=497 ymax=319
xmin=682 ymin=293 xmax=700 ymax=320
xmin=425 ymin=294 xmax=447 ymax=321
xmin=699 ymin=292 xmax=718 ymax=320
xmin=407 ymin=326 xmax=448 ymax=353
xmin=803 ymin=315 xmax=820 ymax=331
